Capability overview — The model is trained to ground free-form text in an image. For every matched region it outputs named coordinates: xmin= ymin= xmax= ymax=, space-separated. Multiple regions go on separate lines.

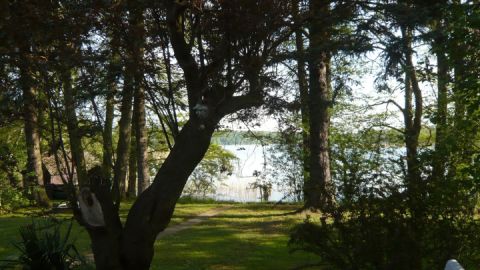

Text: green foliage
xmin=1 ymin=217 xmax=87 ymax=270
xmin=0 ymin=184 xmax=29 ymax=213
xmin=290 ymin=127 xmax=480 ymax=269
xmin=184 ymin=144 xmax=237 ymax=197
xmin=212 ymin=131 xmax=279 ymax=145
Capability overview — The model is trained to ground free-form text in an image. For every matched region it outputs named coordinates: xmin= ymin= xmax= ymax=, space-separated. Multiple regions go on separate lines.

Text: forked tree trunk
xmin=87 ymin=119 xmax=215 ymax=270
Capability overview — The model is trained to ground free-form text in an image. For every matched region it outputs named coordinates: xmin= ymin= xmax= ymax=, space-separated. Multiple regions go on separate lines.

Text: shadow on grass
xmin=152 ymin=212 xmax=321 ymax=270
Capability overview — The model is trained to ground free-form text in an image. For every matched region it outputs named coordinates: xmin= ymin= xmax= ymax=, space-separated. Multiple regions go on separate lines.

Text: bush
xmin=290 ymin=128 xmax=480 ymax=269
xmin=290 ymin=196 xmax=480 ymax=270
xmin=0 ymin=184 xmax=30 ymax=213
xmin=1 ymin=217 xmax=87 ymax=269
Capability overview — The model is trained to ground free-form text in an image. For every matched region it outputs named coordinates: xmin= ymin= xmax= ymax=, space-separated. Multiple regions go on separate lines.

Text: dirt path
xmin=156 ymin=206 xmax=231 ymax=239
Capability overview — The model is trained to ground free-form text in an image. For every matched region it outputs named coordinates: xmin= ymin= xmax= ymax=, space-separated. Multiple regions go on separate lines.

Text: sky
xmin=221 ymin=45 xmax=437 ymax=133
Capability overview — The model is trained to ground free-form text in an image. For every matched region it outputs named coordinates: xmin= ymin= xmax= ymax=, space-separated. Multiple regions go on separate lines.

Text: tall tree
xmin=49 ymin=1 xmax=295 ymax=268
xmin=112 ymin=1 xmax=138 ymax=202
xmin=293 ymin=0 xmax=310 ymax=201
xmin=305 ymin=0 xmax=333 ymax=209
xmin=8 ymin=1 xmax=51 ymax=206
xmin=19 ymin=46 xmax=50 ymax=206
xmin=130 ymin=1 xmax=150 ymax=194
xmin=127 ymin=124 xmax=137 ymax=198
xmin=102 ymin=3 xmax=122 ymax=180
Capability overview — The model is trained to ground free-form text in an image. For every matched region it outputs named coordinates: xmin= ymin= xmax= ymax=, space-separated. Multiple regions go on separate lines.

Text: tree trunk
xmin=401 ymin=25 xmax=424 ymax=269
xmin=112 ymin=71 xmax=134 ymax=202
xmin=86 ymin=119 xmax=215 ymax=270
xmin=62 ymin=67 xmax=88 ymax=186
xmin=293 ymin=0 xmax=310 ymax=201
xmin=123 ymin=120 xmax=214 ymax=269
xmin=134 ymin=85 xmax=150 ymax=194
xmin=112 ymin=0 xmax=145 ymax=201
xmin=130 ymin=3 xmax=150 ymax=194
xmin=102 ymin=3 xmax=121 ymax=181
xmin=102 ymin=52 xmax=117 ymax=181
xmin=19 ymin=45 xmax=50 ymax=207
xmin=432 ymin=22 xmax=449 ymax=182
xmin=127 ymin=119 xmax=137 ymax=198
xmin=305 ymin=0 xmax=332 ymax=210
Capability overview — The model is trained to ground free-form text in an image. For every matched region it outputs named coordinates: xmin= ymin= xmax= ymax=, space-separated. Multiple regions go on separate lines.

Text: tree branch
xmin=166 ymin=1 xmax=200 ymax=112
xmin=216 ymin=93 xmax=264 ymax=118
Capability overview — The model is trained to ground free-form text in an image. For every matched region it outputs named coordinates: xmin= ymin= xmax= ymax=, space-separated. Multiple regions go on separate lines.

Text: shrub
xmin=1 ymin=217 xmax=87 ymax=269
xmin=0 ymin=184 xmax=30 ymax=213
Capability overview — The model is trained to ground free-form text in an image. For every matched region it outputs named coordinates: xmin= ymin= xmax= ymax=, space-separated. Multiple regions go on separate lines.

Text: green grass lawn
xmin=0 ymin=203 xmax=322 ymax=269
xmin=152 ymin=204 xmax=322 ymax=270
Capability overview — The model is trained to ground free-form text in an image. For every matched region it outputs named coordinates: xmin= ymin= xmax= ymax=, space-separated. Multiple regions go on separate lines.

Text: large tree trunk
xmin=122 ymin=120 xmax=214 ymax=269
xmin=293 ymin=0 xmax=310 ymax=202
xmin=305 ymin=0 xmax=332 ymax=210
xmin=19 ymin=45 xmax=50 ymax=207
xmin=86 ymin=119 xmax=215 ymax=270
xmin=83 ymin=2 xmax=272 ymax=268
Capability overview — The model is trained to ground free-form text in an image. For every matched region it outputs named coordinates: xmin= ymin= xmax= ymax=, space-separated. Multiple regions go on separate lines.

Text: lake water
xmin=195 ymin=144 xmax=286 ymax=202
xmin=186 ymin=144 xmax=406 ymax=202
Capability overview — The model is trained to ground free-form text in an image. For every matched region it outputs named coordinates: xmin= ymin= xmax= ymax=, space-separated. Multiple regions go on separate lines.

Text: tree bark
xmin=134 ymin=85 xmax=150 ymax=194
xmin=121 ymin=119 xmax=215 ymax=269
xmin=127 ymin=118 xmax=137 ymax=198
xmin=432 ymin=35 xmax=448 ymax=181
xmin=112 ymin=0 xmax=142 ymax=201
xmin=62 ymin=67 xmax=88 ymax=187
xmin=401 ymin=25 xmax=424 ymax=269
xmin=305 ymin=0 xmax=332 ymax=210
xmin=112 ymin=71 xmax=134 ymax=202
xmin=19 ymin=45 xmax=50 ymax=206
xmin=102 ymin=49 xmax=118 ymax=181
xmin=293 ymin=0 xmax=310 ymax=202
xmin=130 ymin=3 xmax=150 ymax=195
xmin=83 ymin=2 xmax=278 ymax=268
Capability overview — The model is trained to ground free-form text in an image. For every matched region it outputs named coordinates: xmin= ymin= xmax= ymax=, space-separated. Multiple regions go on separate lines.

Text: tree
xmin=5 ymin=0 xmax=51 ymax=207
xmin=3 ymin=1 xmax=294 ymax=268
xmin=130 ymin=0 xmax=150 ymax=195
xmin=304 ymin=0 xmax=361 ymax=209
xmin=305 ymin=0 xmax=333 ymax=209
xmin=292 ymin=0 xmax=310 ymax=201
xmin=290 ymin=1 xmax=480 ymax=269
